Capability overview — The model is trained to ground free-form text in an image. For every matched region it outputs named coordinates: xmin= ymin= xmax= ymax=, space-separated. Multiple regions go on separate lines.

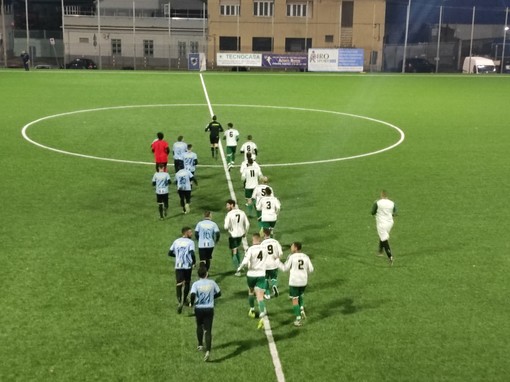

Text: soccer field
xmin=1 ymin=70 xmax=509 ymax=382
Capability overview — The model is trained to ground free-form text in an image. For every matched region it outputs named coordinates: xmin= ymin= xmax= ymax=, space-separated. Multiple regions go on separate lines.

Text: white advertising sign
xmin=307 ymin=49 xmax=339 ymax=72
xmin=217 ymin=53 xmax=262 ymax=67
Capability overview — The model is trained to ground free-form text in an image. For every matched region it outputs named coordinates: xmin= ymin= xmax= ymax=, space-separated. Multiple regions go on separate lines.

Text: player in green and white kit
xmin=236 ymin=233 xmax=268 ymax=329
xmin=279 ymin=242 xmax=314 ymax=327
xmin=261 ymin=228 xmax=283 ymax=300
xmin=241 ymin=158 xmax=262 ymax=218
xmin=239 ymin=152 xmax=262 ymax=176
xmin=224 ymin=199 xmax=250 ymax=275
xmin=223 ymin=122 xmax=239 ymax=170
xmin=256 ymin=187 xmax=281 ymax=236
xmin=239 ymin=135 xmax=258 ymax=161
xmin=371 ymin=190 xmax=397 ymax=265
xmin=251 ymin=177 xmax=273 ymax=231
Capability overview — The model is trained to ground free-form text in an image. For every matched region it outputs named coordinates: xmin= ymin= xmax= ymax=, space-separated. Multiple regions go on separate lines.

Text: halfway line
xmin=199 ymin=73 xmax=286 ymax=382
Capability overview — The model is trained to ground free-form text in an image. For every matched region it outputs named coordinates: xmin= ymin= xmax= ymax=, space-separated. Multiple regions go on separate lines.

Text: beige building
xmin=207 ymin=0 xmax=386 ymax=70
xmin=60 ymin=0 xmax=385 ymax=71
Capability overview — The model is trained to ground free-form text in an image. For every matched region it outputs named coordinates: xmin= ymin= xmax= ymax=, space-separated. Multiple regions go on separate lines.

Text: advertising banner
xmin=188 ymin=53 xmax=200 ymax=70
xmin=188 ymin=53 xmax=207 ymax=71
xmin=261 ymin=54 xmax=308 ymax=69
xmin=338 ymin=49 xmax=364 ymax=72
xmin=216 ymin=53 xmax=262 ymax=67
xmin=308 ymin=48 xmax=364 ymax=72
xmin=308 ymin=49 xmax=339 ymax=72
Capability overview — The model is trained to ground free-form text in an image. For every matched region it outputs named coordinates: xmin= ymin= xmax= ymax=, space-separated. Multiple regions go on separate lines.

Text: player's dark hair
xmin=265 ymin=187 xmax=272 ymax=196
xmin=228 ymin=122 xmax=233 ymax=127
xmin=157 ymin=132 xmax=164 ymax=140
xmin=263 ymin=228 xmax=271 ymax=237
xmin=293 ymin=242 xmax=302 ymax=251
xmin=204 ymin=210 xmax=211 ymax=218
xmin=157 ymin=163 xmax=165 ymax=170
xmin=247 ymin=135 xmax=252 ymax=140
xmin=212 ymin=115 xmax=217 ymax=121
xmin=198 ymin=266 xmax=208 ymax=278
xmin=226 ymin=199 xmax=236 ymax=207
xmin=187 ymin=144 xmax=193 ymax=149
xmin=182 ymin=226 xmax=191 ymax=234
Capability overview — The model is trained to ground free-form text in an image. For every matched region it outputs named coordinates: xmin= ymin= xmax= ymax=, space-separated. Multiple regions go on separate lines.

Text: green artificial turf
xmin=1 ymin=70 xmax=509 ymax=381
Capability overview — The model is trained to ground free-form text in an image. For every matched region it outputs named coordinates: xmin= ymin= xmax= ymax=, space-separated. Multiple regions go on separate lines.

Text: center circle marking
xmin=21 ymin=104 xmax=405 ymax=167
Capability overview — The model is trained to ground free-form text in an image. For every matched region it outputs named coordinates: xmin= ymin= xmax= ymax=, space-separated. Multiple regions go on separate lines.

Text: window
xmin=220 ymin=4 xmax=240 ymax=16
xmin=286 ymin=3 xmax=307 ymax=17
xmin=325 ymin=35 xmax=333 ymax=43
xmin=254 ymin=1 xmax=273 ymax=17
xmin=111 ymin=39 xmax=121 ymax=55
xmin=190 ymin=41 xmax=199 ymax=53
xmin=178 ymin=41 xmax=187 ymax=57
xmin=65 ymin=5 xmax=80 ymax=15
xmin=219 ymin=36 xmax=240 ymax=51
xmin=252 ymin=37 xmax=273 ymax=52
xmin=341 ymin=1 xmax=353 ymax=28
xmin=79 ymin=37 xmax=89 ymax=44
xmin=285 ymin=37 xmax=312 ymax=52
xmin=144 ymin=40 xmax=154 ymax=57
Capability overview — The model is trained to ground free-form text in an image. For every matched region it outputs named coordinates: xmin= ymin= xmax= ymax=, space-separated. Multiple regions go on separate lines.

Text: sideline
xmin=199 ymin=73 xmax=286 ymax=382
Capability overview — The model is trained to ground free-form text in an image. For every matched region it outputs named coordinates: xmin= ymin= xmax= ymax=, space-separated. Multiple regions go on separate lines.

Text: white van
xmin=462 ymin=56 xmax=496 ymax=74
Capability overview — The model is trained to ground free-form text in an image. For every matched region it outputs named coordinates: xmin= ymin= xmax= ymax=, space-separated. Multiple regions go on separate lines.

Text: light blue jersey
xmin=175 ymin=169 xmax=193 ymax=191
xmin=183 ymin=151 xmax=198 ymax=173
xmin=173 ymin=141 xmax=188 ymax=160
xmin=152 ymin=172 xmax=170 ymax=195
xmin=191 ymin=278 xmax=220 ymax=309
xmin=195 ymin=219 xmax=220 ymax=248
xmin=169 ymin=237 xmax=195 ymax=269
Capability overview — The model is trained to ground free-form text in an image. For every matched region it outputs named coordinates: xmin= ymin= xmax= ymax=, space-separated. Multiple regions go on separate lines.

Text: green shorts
xmin=265 ymin=268 xmax=278 ymax=280
xmin=289 ymin=285 xmax=306 ymax=298
xmin=245 ymin=188 xmax=254 ymax=198
xmin=227 ymin=146 xmax=237 ymax=155
xmin=247 ymin=276 xmax=266 ymax=290
xmin=229 ymin=236 xmax=243 ymax=250
xmin=260 ymin=221 xmax=276 ymax=229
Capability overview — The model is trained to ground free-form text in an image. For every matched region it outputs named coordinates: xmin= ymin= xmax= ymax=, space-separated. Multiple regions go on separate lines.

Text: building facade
xmin=207 ymin=0 xmax=386 ymax=70
xmin=63 ymin=0 xmax=206 ymax=69
xmin=60 ymin=0 xmax=385 ymax=71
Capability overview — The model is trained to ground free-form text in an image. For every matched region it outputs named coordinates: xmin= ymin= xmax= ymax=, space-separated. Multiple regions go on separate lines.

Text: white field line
xmin=199 ymin=73 xmax=286 ymax=382
xmin=21 ymin=104 xmax=404 ymax=168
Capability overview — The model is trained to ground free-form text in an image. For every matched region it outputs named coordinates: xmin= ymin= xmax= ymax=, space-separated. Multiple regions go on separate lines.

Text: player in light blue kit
xmin=172 ymin=135 xmax=188 ymax=172
xmin=169 ymin=227 xmax=196 ymax=314
xmin=183 ymin=144 xmax=198 ymax=183
xmin=175 ymin=168 xmax=194 ymax=214
xmin=152 ymin=164 xmax=171 ymax=220
xmin=195 ymin=211 xmax=221 ymax=271
xmin=190 ymin=266 xmax=221 ymax=362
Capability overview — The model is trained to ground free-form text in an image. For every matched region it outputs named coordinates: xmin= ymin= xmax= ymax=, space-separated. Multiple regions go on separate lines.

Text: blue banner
xmin=188 ymin=53 xmax=200 ymax=70
xmin=261 ymin=54 xmax=308 ymax=69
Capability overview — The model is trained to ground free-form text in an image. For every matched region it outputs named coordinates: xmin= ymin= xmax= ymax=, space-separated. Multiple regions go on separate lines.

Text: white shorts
xmin=376 ymin=221 xmax=393 ymax=242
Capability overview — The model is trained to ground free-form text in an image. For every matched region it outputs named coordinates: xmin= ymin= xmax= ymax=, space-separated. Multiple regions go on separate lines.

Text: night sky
xmin=8 ymin=0 xmax=510 ymax=42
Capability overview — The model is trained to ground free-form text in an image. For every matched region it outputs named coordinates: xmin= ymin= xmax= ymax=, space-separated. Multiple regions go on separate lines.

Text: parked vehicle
xmin=66 ymin=58 xmax=97 ymax=69
xmin=462 ymin=56 xmax=496 ymax=74
xmin=398 ymin=58 xmax=435 ymax=73
xmin=34 ymin=64 xmax=53 ymax=69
